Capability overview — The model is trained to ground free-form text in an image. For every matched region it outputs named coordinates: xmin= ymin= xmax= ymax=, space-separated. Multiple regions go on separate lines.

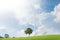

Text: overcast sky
xmin=0 ymin=0 xmax=60 ymax=37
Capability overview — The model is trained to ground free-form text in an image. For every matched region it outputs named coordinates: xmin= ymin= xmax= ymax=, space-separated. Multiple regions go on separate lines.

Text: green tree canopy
xmin=24 ymin=28 xmax=33 ymax=35
xmin=5 ymin=34 xmax=9 ymax=38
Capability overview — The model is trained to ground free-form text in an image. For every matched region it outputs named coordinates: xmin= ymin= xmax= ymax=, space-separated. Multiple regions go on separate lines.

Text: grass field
xmin=0 ymin=35 xmax=60 ymax=40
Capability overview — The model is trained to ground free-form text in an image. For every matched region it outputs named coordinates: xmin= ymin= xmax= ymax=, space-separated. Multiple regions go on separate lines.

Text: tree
xmin=13 ymin=37 xmax=15 ymax=38
xmin=0 ymin=36 xmax=3 ymax=38
xmin=24 ymin=28 xmax=33 ymax=35
xmin=5 ymin=34 xmax=9 ymax=38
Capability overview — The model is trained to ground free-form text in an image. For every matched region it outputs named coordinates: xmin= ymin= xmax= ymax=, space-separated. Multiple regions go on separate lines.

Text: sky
xmin=0 ymin=0 xmax=60 ymax=37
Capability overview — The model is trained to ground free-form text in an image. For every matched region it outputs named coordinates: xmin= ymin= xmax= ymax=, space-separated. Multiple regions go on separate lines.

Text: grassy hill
xmin=0 ymin=35 xmax=60 ymax=40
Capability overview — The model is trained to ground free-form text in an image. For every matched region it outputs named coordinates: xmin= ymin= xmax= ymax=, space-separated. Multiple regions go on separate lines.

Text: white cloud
xmin=0 ymin=0 xmax=29 ymax=19
xmin=36 ymin=24 xmax=47 ymax=35
xmin=34 ymin=4 xmax=60 ymax=35
xmin=0 ymin=25 xmax=7 ymax=29
xmin=15 ymin=0 xmax=29 ymax=19
xmin=51 ymin=4 xmax=60 ymax=22
xmin=33 ymin=4 xmax=41 ymax=9
xmin=35 ymin=23 xmax=59 ymax=35
xmin=16 ymin=30 xmax=28 ymax=37
xmin=0 ymin=0 xmax=17 ymax=11
xmin=15 ymin=0 xmax=41 ymax=25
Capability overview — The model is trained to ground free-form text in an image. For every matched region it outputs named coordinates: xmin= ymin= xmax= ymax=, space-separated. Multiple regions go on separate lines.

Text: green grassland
xmin=0 ymin=35 xmax=60 ymax=40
